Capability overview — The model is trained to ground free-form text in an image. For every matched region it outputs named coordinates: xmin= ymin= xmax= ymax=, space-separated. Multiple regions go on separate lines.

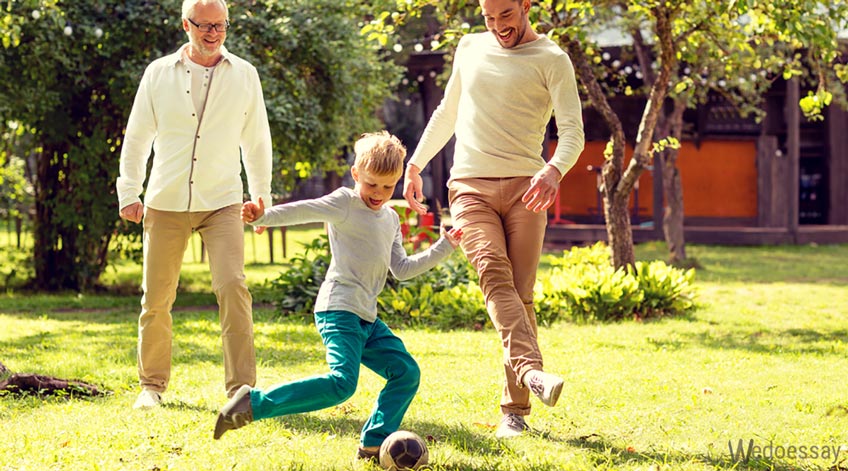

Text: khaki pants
xmin=138 ymin=204 xmax=255 ymax=397
xmin=449 ymin=177 xmax=547 ymax=416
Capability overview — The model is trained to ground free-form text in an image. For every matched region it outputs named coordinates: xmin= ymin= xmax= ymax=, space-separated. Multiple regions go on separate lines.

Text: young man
xmin=116 ymin=0 xmax=272 ymax=408
xmin=215 ymin=131 xmax=463 ymax=462
xmin=403 ymin=0 xmax=585 ymax=438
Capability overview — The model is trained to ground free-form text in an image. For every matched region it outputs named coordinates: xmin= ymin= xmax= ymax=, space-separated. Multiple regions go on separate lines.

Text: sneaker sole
xmin=544 ymin=380 xmax=563 ymax=407
xmin=495 ymin=427 xmax=526 ymax=439
xmin=213 ymin=411 xmax=251 ymax=439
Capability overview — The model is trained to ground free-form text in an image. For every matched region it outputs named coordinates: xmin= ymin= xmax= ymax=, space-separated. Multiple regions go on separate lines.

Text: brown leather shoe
xmin=213 ymin=385 xmax=253 ymax=440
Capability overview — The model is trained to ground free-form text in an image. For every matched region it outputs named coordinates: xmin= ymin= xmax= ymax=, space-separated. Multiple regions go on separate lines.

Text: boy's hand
xmin=241 ymin=197 xmax=267 ymax=234
xmin=441 ymin=225 xmax=463 ymax=249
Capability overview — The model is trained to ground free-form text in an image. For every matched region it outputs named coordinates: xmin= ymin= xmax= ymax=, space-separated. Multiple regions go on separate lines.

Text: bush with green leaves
xmin=263 ymin=232 xmax=487 ymax=329
xmin=536 ymin=242 xmax=697 ymax=323
xmin=378 ymin=251 xmax=486 ymax=330
xmin=262 ymin=235 xmax=331 ymax=319
xmin=264 ymin=236 xmax=697 ymax=329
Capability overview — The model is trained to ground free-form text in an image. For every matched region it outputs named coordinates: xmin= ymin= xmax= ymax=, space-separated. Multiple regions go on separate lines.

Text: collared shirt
xmin=409 ymin=33 xmax=585 ymax=180
xmin=117 ymin=44 xmax=272 ymax=212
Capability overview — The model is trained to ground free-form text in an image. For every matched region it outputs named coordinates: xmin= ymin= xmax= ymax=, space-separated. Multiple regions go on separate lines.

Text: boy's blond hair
xmin=353 ymin=131 xmax=406 ymax=177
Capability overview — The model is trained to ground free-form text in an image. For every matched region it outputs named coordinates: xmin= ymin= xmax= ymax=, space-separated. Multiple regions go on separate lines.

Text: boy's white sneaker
xmin=133 ymin=388 xmax=162 ymax=409
xmin=523 ymin=370 xmax=563 ymax=407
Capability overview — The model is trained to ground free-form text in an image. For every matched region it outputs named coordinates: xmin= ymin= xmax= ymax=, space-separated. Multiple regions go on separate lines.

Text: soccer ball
xmin=379 ymin=430 xmax=429 ymax=470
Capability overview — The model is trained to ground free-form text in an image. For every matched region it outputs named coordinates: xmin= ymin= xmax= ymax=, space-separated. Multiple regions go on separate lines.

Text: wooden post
xmin=827 ymin=103 xmax=848 ymax=225
xmin=756 ymin=135 xmax=784 ymax=228
xmin=267 ymin=227 xmax=275 ymax=264
xmin=652 ymin=153 xmax=663 ymax=235
xmin=785 ymin=78 xmax=800 ymax=239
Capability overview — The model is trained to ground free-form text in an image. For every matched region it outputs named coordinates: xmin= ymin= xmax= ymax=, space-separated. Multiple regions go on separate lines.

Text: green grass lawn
xmin=1 ymin=241 xmax=847 ymax=470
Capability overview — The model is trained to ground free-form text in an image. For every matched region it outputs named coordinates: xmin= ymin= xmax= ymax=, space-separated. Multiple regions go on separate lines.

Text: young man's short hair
xmin=353 ymin=131 xmax=406 ymax=177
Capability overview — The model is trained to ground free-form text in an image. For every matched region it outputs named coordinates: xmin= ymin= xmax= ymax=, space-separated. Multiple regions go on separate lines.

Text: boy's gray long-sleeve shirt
xmin=253 ymin=187 xmax=455 ymax=322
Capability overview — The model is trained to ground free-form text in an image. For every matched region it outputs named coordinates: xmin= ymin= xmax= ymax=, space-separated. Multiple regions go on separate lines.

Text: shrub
xmin=264 ymin=237 xmax=697 ymax=328
xmin=631 ymin=259 xmax=697 ymax=318
xmin=378 ymin=252 xmax=487 ymax=330
xmin=263 ymin=235 xmax=331 ymax=320
xmin=0 ymin=246 xmax=33 ymax=292
xmin=537 ymin=242 xmax=697 ymax=323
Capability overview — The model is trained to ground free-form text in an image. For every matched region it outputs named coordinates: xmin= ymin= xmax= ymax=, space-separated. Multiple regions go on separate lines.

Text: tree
xmin=373 ymin=0 xmax=848 ymax=268
xmin=591 ymin=1 xmax=848 ymax=265
xmin=0 ymin=0 xmax=401 ymax=291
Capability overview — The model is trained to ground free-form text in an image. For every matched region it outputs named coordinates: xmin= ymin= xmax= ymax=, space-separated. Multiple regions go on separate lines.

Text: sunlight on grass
xmin=1 ymin=243 xmax=847 ymax=470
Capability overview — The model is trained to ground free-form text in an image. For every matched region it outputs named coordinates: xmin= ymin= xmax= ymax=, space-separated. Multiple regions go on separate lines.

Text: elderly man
xmin=116 ymin=0 xmax=272 ymax=409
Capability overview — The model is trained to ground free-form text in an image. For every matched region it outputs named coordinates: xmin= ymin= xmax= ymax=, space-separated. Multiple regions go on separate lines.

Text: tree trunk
xmin=33 ymin=143 xmax=79 ymax=291
xmin=562 ymin=37 xmax=634 ymax=268
xmin=605 ymin=186 xmax=635 ymax=268
xmin=562 ymin=6 xmax=678 ymax=270
xmin=660 ymin=98 xmax=688 ymax=264
xmin=0 ymin=361 xmax=104 ymax=397
xmin=32 ymin=132 xmax=115 ymax=291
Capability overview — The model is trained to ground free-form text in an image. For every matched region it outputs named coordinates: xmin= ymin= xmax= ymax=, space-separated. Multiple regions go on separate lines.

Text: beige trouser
xmin=138 ymin=204 xmax=255 ymax=398
xmin=448 ymin=177 xmax=547 ymax=416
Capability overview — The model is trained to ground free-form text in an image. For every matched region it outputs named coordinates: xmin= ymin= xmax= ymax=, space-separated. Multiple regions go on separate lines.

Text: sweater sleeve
xmin=406 ymin=37 xmax=467 ymax=171
xmin=252 ymin=188 xmax=349 ymax=227
xmin=388 ymin=233 xmax=456 ymax=281
xmin=546 ymin=51 xmax=585 ymax=176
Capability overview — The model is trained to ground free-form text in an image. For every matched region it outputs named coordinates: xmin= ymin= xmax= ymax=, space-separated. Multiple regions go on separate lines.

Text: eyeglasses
xmin=186 ymin=18 xmax=230 ymax=33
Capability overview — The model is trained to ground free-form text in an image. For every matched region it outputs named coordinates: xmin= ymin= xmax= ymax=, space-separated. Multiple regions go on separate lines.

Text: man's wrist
xmin=545 ymin=163 xmax=563 ymax=181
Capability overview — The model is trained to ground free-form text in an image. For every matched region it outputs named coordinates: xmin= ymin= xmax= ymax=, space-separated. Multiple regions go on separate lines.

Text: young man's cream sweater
xmin=409 ymin=32 xmax=584 ymax=180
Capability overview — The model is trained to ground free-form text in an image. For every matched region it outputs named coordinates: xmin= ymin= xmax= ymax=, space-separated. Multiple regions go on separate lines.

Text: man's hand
xmin=242 ymin=197 xmax=267 ymax=234
xmin=522 ymin=164 xmax=562 ymax=213
xmin=403 ymin=164 xmax=428 ymax=215
xmin=119 ymin=202 xmax=144 ymax=224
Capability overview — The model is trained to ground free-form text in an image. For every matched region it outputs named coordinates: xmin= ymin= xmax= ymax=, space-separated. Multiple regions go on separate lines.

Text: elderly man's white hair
xmin=181 ymin=0 xmax=228 ymax=20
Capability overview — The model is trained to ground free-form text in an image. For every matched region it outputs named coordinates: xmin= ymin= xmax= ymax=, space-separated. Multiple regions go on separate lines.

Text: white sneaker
xmin=133 ymin=388 xmax=162 ymax=409
xmin=523 ymin=370 xmax=563 ymax=407
xmin=495 ymin=413 xmax=529 ymax=438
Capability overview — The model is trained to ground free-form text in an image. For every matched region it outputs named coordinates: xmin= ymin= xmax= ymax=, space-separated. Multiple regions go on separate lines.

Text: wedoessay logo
xmin=728 ymin=439 xmax=842 ymax=464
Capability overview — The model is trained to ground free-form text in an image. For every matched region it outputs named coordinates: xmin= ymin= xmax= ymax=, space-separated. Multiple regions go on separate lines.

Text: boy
xmin=214 ymin=131 xmax=462 ymax=462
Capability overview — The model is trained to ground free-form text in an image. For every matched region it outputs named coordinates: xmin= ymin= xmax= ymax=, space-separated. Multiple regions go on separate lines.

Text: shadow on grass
xmin=162 ymin=399 xmax=217 ymax=414
xmin=0 ymin=311 xmax=327 ymax=406
xmin=270 ymin=414 xmax=569 ymax=470
xmin=683 ymin=328 xmax=848 ymax=356
xmin=243 ymin=413 xmax=822 ymax=470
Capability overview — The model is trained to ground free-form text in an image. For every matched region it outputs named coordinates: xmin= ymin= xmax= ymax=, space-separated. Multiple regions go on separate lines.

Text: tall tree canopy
xmin=370 ymin=0 xmax=848 ymax=268
xmin=0 ymin=0 xmax=401 ymax=290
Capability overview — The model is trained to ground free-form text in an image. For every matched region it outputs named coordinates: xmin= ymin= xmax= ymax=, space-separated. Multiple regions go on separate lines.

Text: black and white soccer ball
xmin=379 ymin=430 xmax=429 ymax=470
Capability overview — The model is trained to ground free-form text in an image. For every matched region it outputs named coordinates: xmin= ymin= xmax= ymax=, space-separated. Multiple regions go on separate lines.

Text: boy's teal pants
xmin=249 ymin=310 xmax=420 ymax=447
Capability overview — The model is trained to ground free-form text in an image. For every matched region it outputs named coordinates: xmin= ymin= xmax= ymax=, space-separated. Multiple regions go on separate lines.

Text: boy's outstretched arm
xmin=241 ymin=196 xmax=267 ymax=234
xmin=389 ymin=224 xmax=463 ymax=281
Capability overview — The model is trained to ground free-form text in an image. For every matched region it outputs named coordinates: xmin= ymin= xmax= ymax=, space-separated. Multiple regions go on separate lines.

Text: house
xmin=394 ymin=49 xmax=848 ymax=247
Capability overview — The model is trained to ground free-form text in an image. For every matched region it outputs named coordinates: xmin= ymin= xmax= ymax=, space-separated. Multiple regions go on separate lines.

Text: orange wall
xmin=552 ymin=140 xmax=758 ymax=219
